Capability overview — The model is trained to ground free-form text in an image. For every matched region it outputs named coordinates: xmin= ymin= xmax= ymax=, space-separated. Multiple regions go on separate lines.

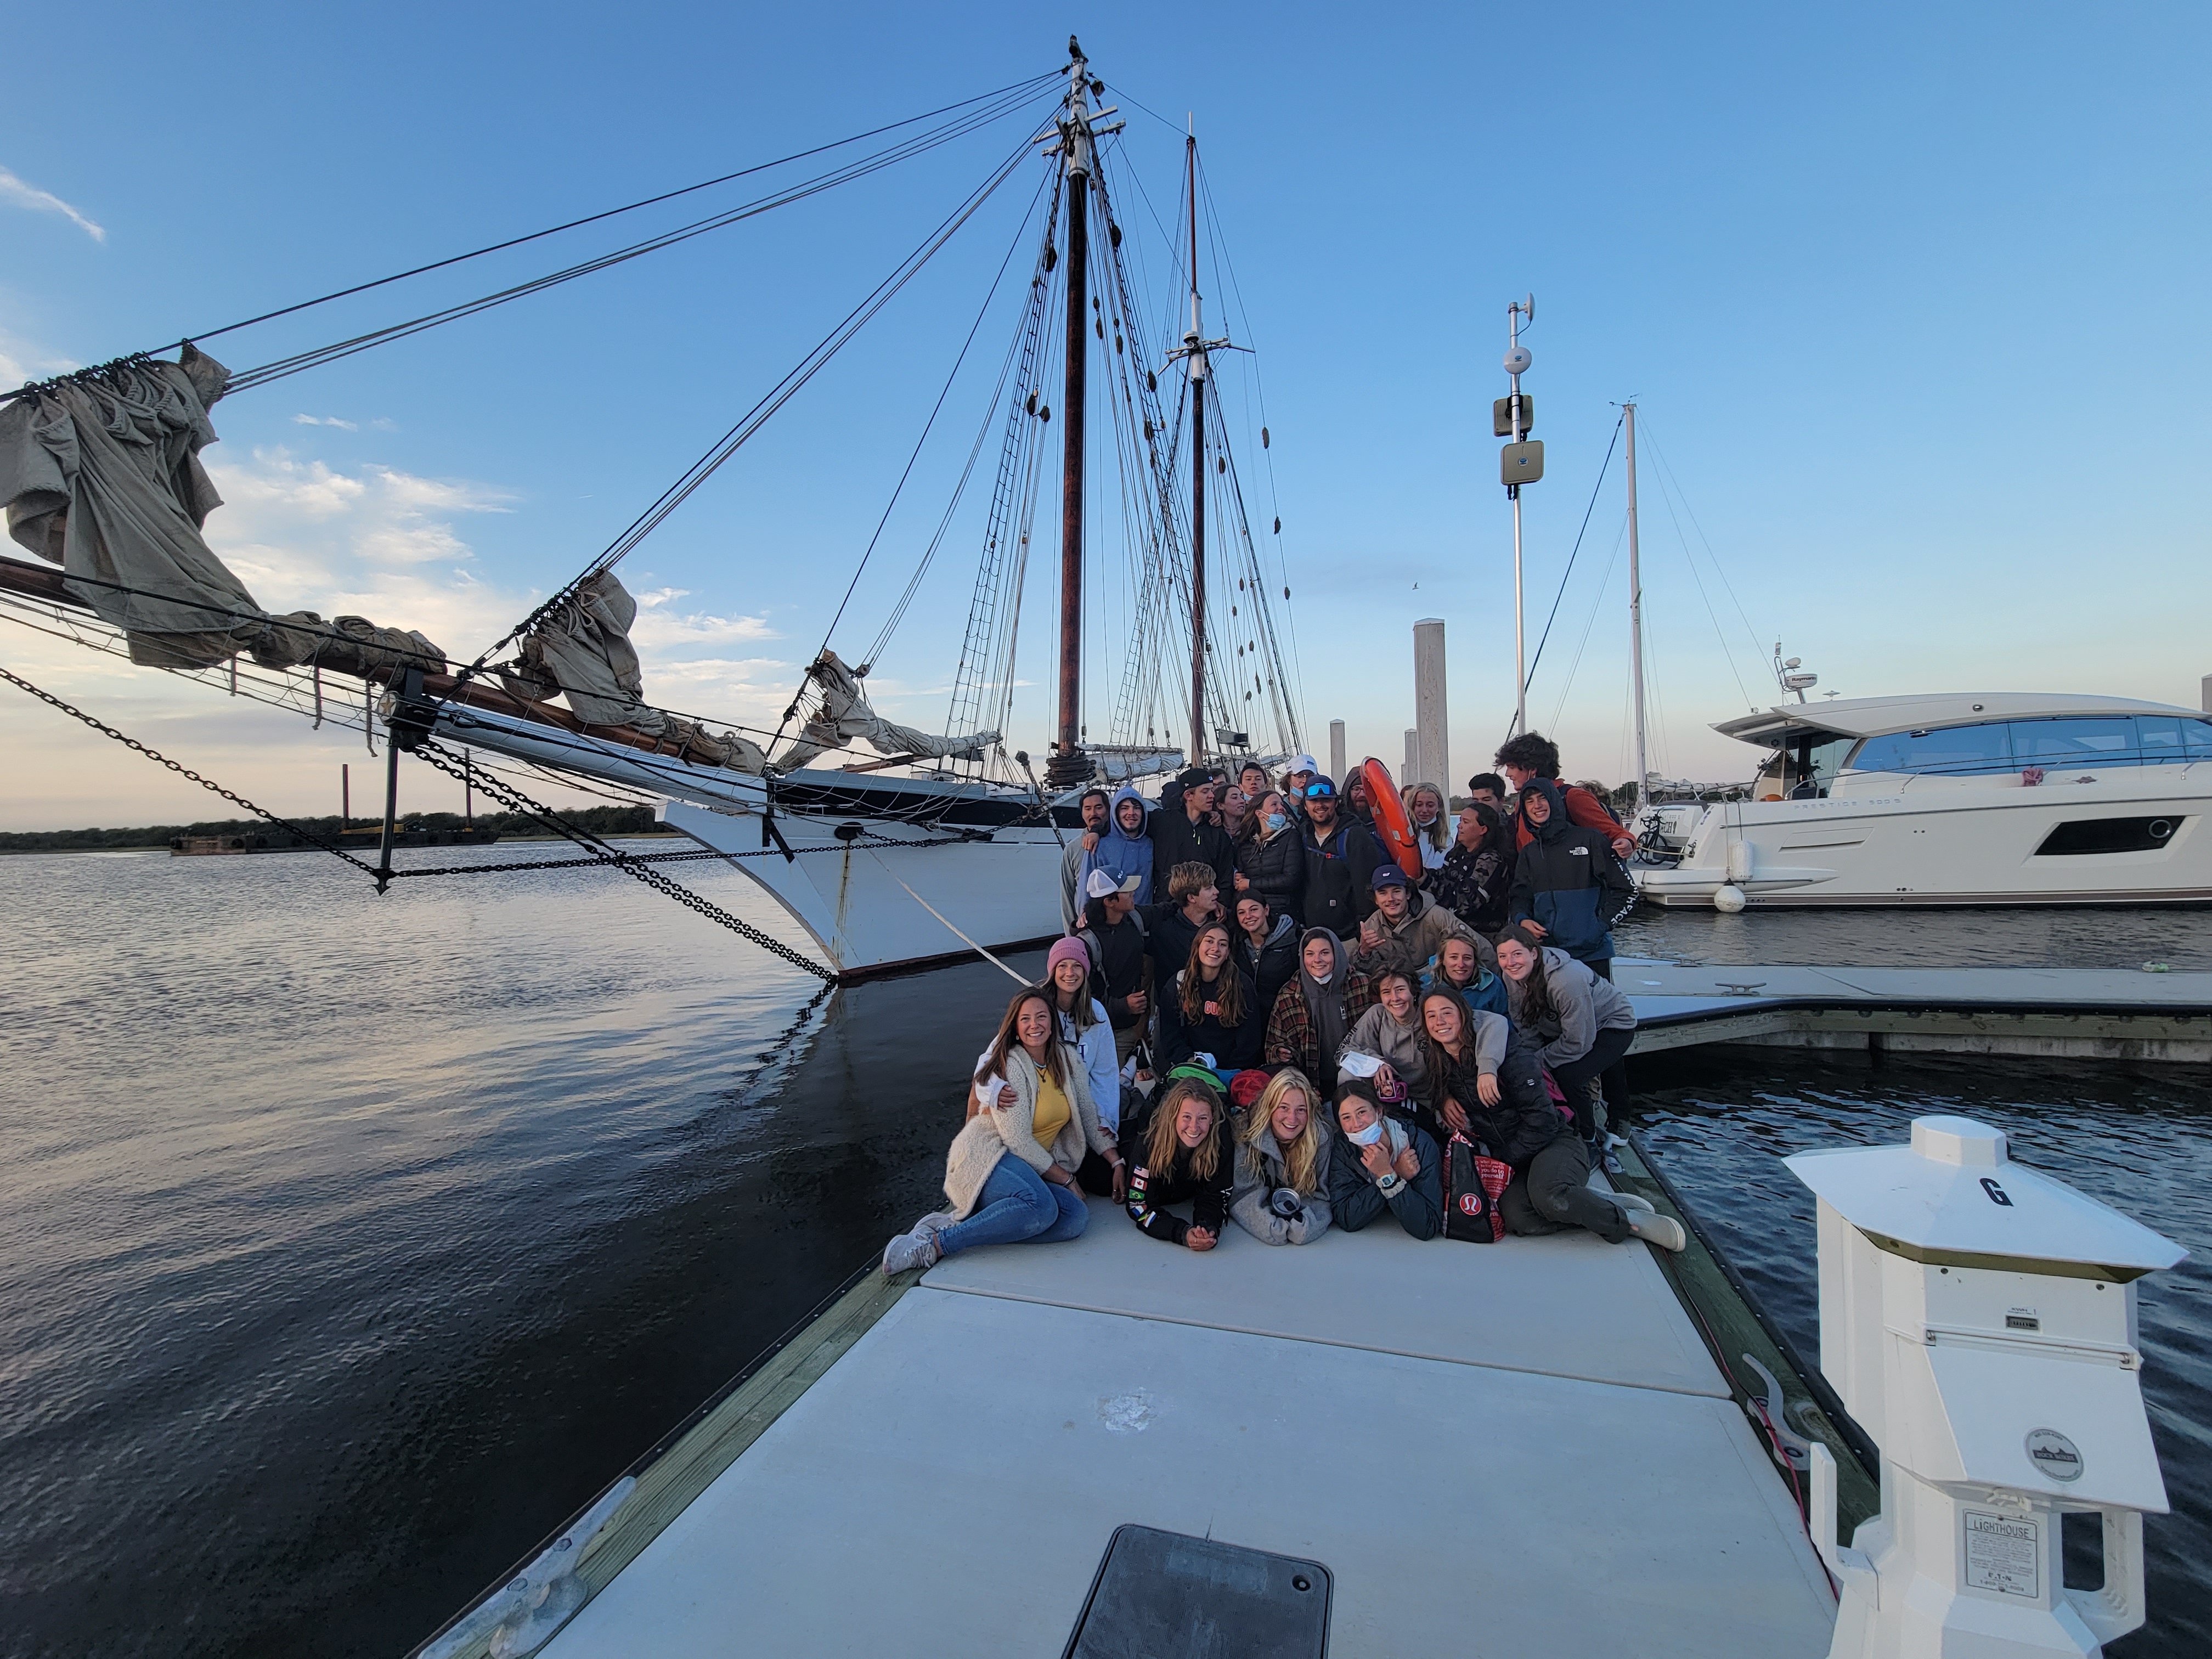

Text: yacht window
xmin=2189 ymin=719 xmax=2212 ymax=759
xmin=2009 ymin=717 xmax=2138 ymax=767
xmin=1804 ymin=733 xmax=1855 ymax=795
xmin=1847 ymin=721 xmax=2013 ymax=776
xmin=2136 ymin=716 xmax=2190 ymax=763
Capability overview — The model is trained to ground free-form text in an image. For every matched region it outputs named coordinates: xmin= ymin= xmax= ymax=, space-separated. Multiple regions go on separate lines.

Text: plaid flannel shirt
xmin=1263 ymin=966 xmax=1378 ymax=1079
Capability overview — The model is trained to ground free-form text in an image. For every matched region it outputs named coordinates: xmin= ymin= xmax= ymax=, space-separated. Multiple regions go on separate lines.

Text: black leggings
xmin=1547 ymin=1024 xmax=1634 ymax=1140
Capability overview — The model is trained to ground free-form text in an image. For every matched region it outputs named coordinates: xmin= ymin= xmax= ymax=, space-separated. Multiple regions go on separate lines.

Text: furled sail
xmin=500 ymin=571 xmax=765 ymax=773
xmin=0 ymin=347 xmax=444 ymax=676
xmin=775 ymin=650 xmax=997 ymax=771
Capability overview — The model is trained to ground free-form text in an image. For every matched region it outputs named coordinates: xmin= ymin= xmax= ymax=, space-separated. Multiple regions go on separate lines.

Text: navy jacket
xmin=1506 ymin=780 xmax=1637 ymax=964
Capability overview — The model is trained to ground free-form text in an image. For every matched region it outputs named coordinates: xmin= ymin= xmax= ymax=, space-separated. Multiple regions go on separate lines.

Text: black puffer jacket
xmin=1425 ymin=1032 xmax=1563 ymax=1167
xmin=1235 ymin=825 xmax=1307 ymax=922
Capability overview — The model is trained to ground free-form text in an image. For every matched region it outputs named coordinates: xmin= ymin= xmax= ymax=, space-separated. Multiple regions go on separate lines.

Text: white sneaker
xmin=910 ymin=1210 xmax=955 ymax=1240
xmin=883 ymin=1228 xmax=943 ymax=1275
xmin=1627 ymin=1210 xmax=1687 ymax=1252
xmin=1606 ymin=1189 xmax=1657 ymax=1220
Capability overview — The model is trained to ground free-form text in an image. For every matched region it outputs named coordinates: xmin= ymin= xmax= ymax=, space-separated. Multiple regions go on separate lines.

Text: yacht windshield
xmin=1847 ymin=714 xmax=2212 ymax=776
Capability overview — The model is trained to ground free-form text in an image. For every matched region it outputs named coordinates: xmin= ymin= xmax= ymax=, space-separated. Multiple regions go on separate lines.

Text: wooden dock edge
xmin=1633 ymin=1003 xmax=2211 ymax=1064
xmin=410 ymin=1260 xmax=919 ymax=1659
xmin=1610 ymin=1134 xmax=1880 ymax=1558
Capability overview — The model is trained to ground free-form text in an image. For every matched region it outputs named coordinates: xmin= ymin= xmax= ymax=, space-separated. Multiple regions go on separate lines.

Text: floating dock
xmin=415 ymin=961 xmax=2210 ymax=1657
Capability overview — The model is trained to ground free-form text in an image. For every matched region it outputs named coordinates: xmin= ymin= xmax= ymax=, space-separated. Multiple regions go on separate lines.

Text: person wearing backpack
xmin=1505 ymin=777 xmax=1638 ymax=979
xmin=1327 ymin=1077 xmax=1442 ymax=1239
xmin=1297 ymin=777 xmax=1384 ymax=939
xmin=1417 ymin=988 xmax=1681 ymax=1250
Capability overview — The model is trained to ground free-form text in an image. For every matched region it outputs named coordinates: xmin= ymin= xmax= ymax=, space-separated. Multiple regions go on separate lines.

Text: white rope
xmin=865 ymin=850 xmax=1030 ymax=984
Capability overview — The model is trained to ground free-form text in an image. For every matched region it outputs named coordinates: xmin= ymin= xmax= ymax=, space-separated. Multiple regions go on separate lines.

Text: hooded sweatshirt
xmin=1262 ymin=926 xmax=1374 ymax=1091
xmin=1228 ymin=1130 xmax=1334 ymax=1245
xmin=1234 ymin=910 xmax=1301 ymax=1013
xmin=1504 ymin=944 xmax=1637 ymax=1070
xmin=1506 ymin=778 xmax=1638 ymax=964
xmin=1080 ymin=784 xmax=1155 ymax=907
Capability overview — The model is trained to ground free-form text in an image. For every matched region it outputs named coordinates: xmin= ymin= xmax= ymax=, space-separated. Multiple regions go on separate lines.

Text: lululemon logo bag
xmin=1443 ymin=1131 xmax=1510 ymax=1243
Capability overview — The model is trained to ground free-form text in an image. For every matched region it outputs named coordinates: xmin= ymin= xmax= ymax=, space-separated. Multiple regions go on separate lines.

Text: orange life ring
xmin=1361 ymin=757 xmax=1423 ymax=879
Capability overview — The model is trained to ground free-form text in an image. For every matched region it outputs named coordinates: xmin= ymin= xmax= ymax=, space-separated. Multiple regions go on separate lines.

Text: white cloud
xmin=0 ymin=328 xmax=76 ymax=388
xmin=629 ymin=586 xmax=777 ymax=648
xmin=0 ymin=165 xmax=105 ymax=242
xmin=292 ymin=413 xmax=358 ymax=430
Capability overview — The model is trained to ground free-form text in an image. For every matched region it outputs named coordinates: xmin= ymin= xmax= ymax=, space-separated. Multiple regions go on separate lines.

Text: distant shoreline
xmin=0 ymin=804 xmax=670 ymax=854
xmin=3 ymin=832 xmax=685 ymax=855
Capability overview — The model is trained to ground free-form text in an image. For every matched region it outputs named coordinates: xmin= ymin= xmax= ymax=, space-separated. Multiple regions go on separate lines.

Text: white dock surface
xmin=542 ymin=1198 xmax=1836 ymax=1657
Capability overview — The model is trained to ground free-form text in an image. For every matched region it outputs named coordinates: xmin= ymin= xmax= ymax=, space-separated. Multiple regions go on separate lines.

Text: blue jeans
xmin=939 ymin=1153 xmax=1089 ymax=1255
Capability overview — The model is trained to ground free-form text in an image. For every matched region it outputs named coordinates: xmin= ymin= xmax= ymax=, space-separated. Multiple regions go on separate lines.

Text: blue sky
xmin=3 ymin=2 xmax=2208 ymax=827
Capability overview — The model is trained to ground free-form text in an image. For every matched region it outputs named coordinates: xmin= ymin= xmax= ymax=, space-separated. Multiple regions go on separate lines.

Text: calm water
xmin=0 ymin=848 xmax=2205 ymax=1656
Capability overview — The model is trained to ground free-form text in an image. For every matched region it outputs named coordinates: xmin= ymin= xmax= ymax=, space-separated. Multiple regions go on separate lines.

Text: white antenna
xmin=1503 ymin=296 xmax=1540 ymax=735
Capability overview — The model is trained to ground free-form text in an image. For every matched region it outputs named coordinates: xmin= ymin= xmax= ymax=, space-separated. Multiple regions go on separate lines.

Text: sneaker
xmin=1606 ymin=1189 xmax=1657 ymax=1220
xmin=1627 ymin=1210 xmax=1687 ymax=1253
xmin=910 ymin=1210 xmax=955 ymax=1240
xmin=882 ymin=1228 xmax=942 ymax=1276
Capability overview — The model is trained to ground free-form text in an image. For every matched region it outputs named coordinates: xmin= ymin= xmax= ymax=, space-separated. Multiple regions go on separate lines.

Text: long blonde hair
xmin=1244 ymin=1069 xmax=1325 ymax=1195
xmin=1143 ymin=1078 xmax=1225 ymax=1180
xmin=1403 ymin=781 xmax=1449 ymax=850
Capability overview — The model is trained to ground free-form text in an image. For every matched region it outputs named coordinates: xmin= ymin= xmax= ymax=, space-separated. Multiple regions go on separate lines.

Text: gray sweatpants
xmin=1499 ymin=1137 xmax=1633 ymax=1243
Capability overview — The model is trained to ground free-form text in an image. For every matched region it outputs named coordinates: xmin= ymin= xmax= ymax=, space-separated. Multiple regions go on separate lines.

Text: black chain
xmin=0 ymin=663 xmax=380 ymax=875
xmin=391 ymin=848 xmax=737 ymax=878
xmin=410 ymin=738 xmax=836 ymax=981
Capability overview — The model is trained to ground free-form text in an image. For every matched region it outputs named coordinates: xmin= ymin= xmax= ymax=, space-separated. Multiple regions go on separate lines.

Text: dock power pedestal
xmin=1786 ymin=1115 xmax=2185 ymax=1657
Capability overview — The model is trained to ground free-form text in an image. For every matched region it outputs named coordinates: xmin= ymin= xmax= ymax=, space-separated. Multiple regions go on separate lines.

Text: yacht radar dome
xmin=1503 ymin=345 xmax=1532 ymax=374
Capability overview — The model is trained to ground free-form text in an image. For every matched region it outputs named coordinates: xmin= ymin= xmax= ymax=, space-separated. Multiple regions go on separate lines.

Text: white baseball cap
xmin=1288 ymin=754 xmax=1319 ymax=774
xmin=1086 ymin=868 xmax=1143 ymax=899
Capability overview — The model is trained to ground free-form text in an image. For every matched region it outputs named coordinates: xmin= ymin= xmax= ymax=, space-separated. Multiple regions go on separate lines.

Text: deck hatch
xmin=1063 ymin=1524 xmax=1331 ymax=1657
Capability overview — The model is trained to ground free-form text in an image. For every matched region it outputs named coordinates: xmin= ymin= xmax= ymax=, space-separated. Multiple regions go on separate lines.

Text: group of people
xmin=882 ymin=731 xmax=1679 ymax=1274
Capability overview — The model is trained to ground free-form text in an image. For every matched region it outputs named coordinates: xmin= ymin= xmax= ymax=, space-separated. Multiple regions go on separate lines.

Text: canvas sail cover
xmin=0 ymin=347 xmax=443 ymax=676
xmin=775 ymin=650 xmax=997 ymax=771
xmin=499 ymin=572 xmax=766 ymax=773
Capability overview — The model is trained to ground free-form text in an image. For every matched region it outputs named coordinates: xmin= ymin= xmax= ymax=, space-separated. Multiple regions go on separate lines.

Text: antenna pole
xmin=1624 ymin=402 xmax=1647 ymax=815
xmin=1048 ymin=40 xmax=1094 ymax=788
xmin=1186 ymin=125 xmax=1207 ymax=765
xmin=1506 ymin=297 xmax=1533 ymax=736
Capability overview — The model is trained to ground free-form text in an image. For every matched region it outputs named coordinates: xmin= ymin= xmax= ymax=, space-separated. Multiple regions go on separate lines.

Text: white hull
xmin=428 ymin=703 xmax=1079 ymax=977
xmin=1637 ymin=765 xmax=2212 ymax=909
xmin=661 ymin=798 xmax=1067 ymax=977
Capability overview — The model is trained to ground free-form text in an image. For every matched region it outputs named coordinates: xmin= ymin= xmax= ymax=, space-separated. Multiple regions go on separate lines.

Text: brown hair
xmin=1144 ymin=1077 xmax=1224 ymax=1181
xmin=1179 ymin=923 xmax=1247 ymax=1027
xmin=1166 ymin=860 xmax=1218 ymax=904
xmin=975 ymin=988 xmax=1067 ymax=1090
xmin=1418 ymin=988 xmax=1472 ymax=1103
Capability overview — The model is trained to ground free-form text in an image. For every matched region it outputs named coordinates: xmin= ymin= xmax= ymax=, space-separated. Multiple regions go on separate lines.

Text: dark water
xmin=0 ymin=849 xmax=2205 ymax=1656
xmin=1631 ymin=1049 xmax=2212 ymax=1655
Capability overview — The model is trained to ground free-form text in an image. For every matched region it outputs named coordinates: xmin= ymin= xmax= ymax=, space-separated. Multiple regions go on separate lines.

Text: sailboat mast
xmin=1624 ymin=400 xmax=1647 ymax=814
xmin=1185 ymin=127 xmax=1207 ymax=765
xmin=1048 ymin=41 xmax=1094 ymax=788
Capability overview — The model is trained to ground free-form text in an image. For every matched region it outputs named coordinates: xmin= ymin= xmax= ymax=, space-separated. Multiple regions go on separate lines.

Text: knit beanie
xmin=1047 ymin=935 xmax=1091 ymax=976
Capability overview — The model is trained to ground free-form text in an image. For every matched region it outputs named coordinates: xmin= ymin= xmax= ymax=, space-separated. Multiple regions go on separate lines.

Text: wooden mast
xmin=1185 ymin=128 xmax=1207 ymax=766
xmin=1047 ymin=39 xmax=1094 ymax=788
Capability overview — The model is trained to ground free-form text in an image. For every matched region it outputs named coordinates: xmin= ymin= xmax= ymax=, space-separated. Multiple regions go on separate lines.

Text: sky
xmin=3 ymin=1 xmax=2208 ymax=830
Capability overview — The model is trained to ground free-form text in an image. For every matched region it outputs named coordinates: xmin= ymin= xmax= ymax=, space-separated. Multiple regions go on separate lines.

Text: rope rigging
xmin=4 ymin=72 xmax=1062 ymax=405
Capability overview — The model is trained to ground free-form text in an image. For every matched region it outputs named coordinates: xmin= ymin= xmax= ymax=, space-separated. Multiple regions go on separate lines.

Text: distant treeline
xmin=1 ymin=804 xmax=664 ymax=853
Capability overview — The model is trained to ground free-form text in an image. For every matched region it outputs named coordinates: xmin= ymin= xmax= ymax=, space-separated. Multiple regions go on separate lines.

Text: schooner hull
xmin=661 ymin=799 xmax=1067 ymax=979
xmin=429 ymin=704 xmax=1078 ymax=979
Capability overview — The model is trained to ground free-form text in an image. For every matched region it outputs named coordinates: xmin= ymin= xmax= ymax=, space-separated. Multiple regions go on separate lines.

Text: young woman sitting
xmin=1418 ymin=988 xmax=1683 ymax=1251
xmin=1338 ymin=963 xmax=1430 ymax=1107
xmin=883 ymin=988 xmax=1123 ymax=1274
xmin=1326 ymin=1077 xmax=1442 ymax=1239
xmin=1122 ymin=1076 xmax=1233 ymax=1250
xmin=1155 ymin=921 xmax=1263 ymax=1076
xmin=1229 ymin=1068 xmax=1333 ymax=1245
xmin=1494 ymin=924 xmax=1638 ymax=1155
xmin=1425 ymin=933 xmax=1509 ymax=1021
xmin=1262 ymin=927 xmax=1375 ymax=1092
xmin=1232 ymin=891 xmax=1300 ymax=1014
xmin=1041 ymin=934 xmax=1126 ymax=1193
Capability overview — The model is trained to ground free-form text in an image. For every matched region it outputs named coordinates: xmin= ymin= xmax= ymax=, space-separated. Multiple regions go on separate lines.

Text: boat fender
xmin=1725 ymin=840 xmax=1754 ymax=882
xmin=1714 ymin=884 xmax=1747 ymax=913
xmin=421 ymin=1476 xmax=636 ymax=1659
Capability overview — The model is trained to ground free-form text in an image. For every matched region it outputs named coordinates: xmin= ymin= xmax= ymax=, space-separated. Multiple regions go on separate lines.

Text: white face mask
xmin=1345 ymin=1119 xmax=1386 ymax=1147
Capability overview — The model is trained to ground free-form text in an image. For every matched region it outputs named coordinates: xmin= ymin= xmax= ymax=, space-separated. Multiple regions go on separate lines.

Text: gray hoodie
xmin=1507 ymin=945 xmax=1637 ymax=1069
xmin=1229 ymin=1130 xmax=1334 ymax=1245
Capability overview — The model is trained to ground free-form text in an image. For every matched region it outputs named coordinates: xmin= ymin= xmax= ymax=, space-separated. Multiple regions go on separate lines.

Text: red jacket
xmin=1515 ymin=781 xmax=1624 ymax=850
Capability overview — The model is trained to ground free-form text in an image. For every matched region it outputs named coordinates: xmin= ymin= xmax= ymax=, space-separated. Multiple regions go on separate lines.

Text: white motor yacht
xmin=1634 ymin=692 xmax=2212 ymax=908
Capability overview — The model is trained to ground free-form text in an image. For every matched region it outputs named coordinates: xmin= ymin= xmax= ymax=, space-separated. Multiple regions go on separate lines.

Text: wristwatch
xmin=1377 ymin=1172 xmax=1402 ymax=1195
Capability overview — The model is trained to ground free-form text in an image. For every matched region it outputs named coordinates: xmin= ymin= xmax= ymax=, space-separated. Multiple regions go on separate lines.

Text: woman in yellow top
xmin=883 ymin=988 xmax=1122 ymax=1274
